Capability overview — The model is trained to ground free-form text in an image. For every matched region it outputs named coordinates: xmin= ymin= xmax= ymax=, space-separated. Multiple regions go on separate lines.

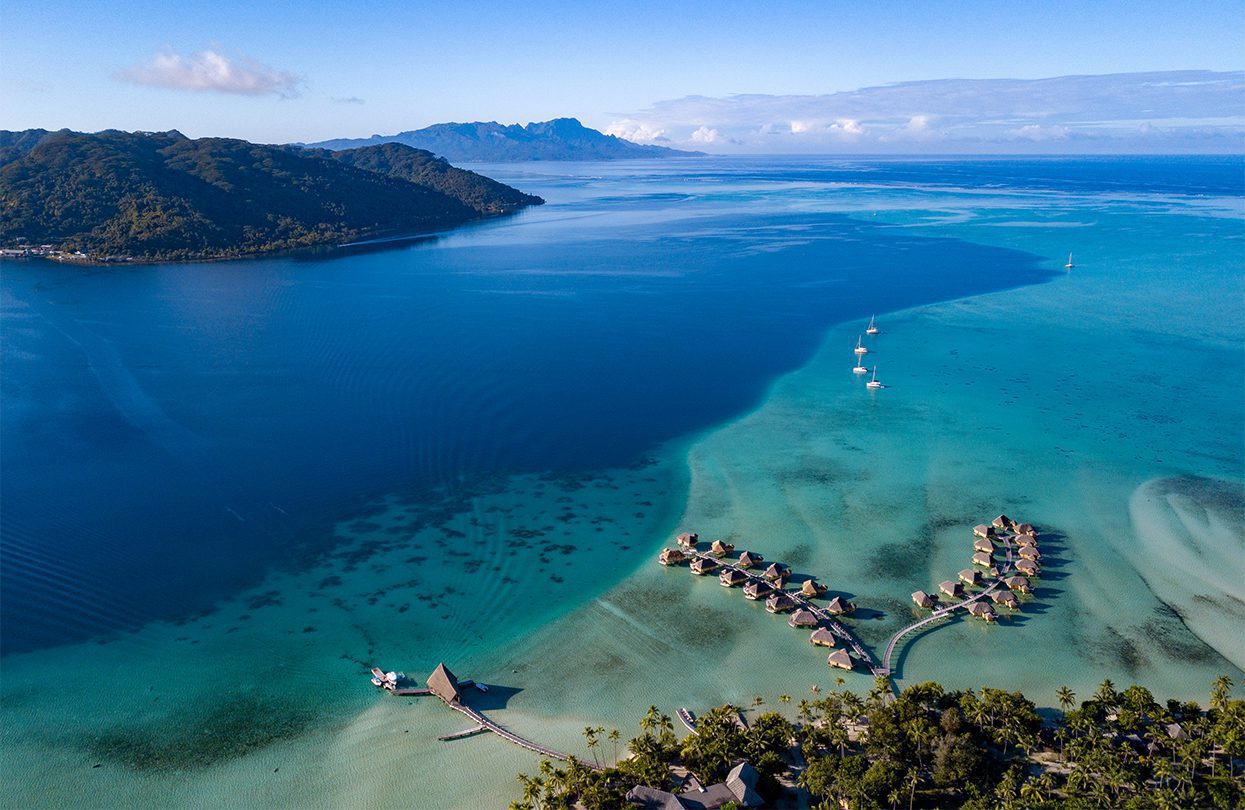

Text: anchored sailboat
xmin=854 ymin=335 xmax=869 ymax=355
xmin=1064 ymin=253 xmax=1074 ymax=271
xmin=866 ymin=367 xmax=884 ymax=389
xmin=866 ymin=315 xmax=879 ymax=335
xmin=852 ymin=353 xmax=869 ymax=375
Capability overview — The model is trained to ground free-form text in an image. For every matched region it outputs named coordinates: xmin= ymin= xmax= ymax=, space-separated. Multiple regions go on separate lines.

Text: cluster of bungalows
xmin=909 ymin=515 xmax=1042 ymax=622
xmin=657 ymin=532 xmax=860 ymax=672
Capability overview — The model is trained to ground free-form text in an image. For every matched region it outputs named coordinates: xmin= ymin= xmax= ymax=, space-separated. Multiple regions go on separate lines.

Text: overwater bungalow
xmin=676 ymin=532 xmax=699 ymax=548
xmin=789 ymin=609 xmax=820 ymax=628
xmin=987 ymin=566 xmax=1001 ymax=578
xmin=710 ymin=539 xmax=736 ymax=557
xmin=1004 ymin=575 xmax=1031 ymax=593
xmin=800 ymin=578 xmax=828 ymax=598
xmin=426 ymin=662 xmax=463 ymax=705
xmin=743 ymin=580 xmax=773 ymax=600
xmin=766 ymin=592 xmax=796 ymax=614
xmin=826 ymin=596 xmax=855 ymax=615
xmin=1015 ymin=523 xmax=1036 ymax=537
xmin=968 ymin=602 xmax=997 ymax=622
xmin=809 ymin=627 xmax=837 ymax=647
xmin=973 ymin=537 xmax=995 ymax=553
xmin=939 ymin=580 xmax=962 ymax=598
xmin=958 ymin=568 xmax=982 ymax=585
xmin=1018 ymin=545 xmax=1041 ymax=561
xmin=719 ymin=568 xmax=748 ymax=587
xmin=690 ymin=556 xmax=719 ymax=575
xmin=973 ymin=524 xmax=995 ymax=539
xmin=1015 ymin=559 xmax=1040 ymax=576
xmin=992 ymin=590 xmax=1020 ymax=609
xmin=658 ymin=548 xmax=686 ymax=566
xmin=1014 ymin=533 xmax=1038 ymax=547
xmin=737 ymin=550 xmax=764 ymax=569
xmin=972 ymin=551 xmax=993 ymax=567
xmin=912 ymin=590 xmax=937 ymax=609
xmin=827 ymin=649 xmax=854 ymax=670
xmin=763 ymin=563 xmax=790 ymax=582
xmin=992 ymin=514 xmax=1014 ymax=530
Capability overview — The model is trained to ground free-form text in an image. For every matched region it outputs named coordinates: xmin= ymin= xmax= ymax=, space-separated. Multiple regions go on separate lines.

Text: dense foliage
xmin=510 ymin=676 xmax=1244 ymax=809
xmin=0 ymin=129 xmax=542 ymax=261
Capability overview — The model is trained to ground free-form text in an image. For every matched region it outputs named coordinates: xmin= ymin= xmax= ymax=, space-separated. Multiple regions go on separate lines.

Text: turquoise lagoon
xmin=1 ymin=157 xmax=1242 ymax=807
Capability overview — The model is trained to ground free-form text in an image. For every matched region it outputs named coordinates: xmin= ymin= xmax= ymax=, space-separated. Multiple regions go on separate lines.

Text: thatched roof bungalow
xmin=763 ymin=563 xmax=790 ymax=582
xmin=826 ymin=596 xmax=855 ymax=615
xmin=719 ymin=568 xmax=748 ymax=587
xmin=658 ymin=548 xmax=686 ymax=566
xmin=710 ymin=539 xmax=736 ymax=557
xmin=743 ymin=580 xmax=773 ymax=600
xmin=1015 ymin=559 xmax=1040 ymax=576
xmin=766 ymin=592 xmax=797 ymax=614
xmin=973 ymin=524 xmax=995 ymax=539
xmin=939 ymin=580 xmax=962 ymax=598
xmin=958 ymin=568 xmax=982 ymax=585
xmin=1015 ymin=523 xmax=1035 ymax=536
xmin=788 ymin=609 xmax=820 ymax=628
xmin=827 ymin=649 xmax=854 ymax=670
xmin=1018 ymin=545 xmax=1041 ymax=561
xmin=968 ymin=602 xmax=997 ymax=622
xmin=800 ymin=579 xmax=828 ymax=598
xmin=1004 ymin=575 xmax=1031 ymax=593
xmin=992 ymin=590 xmax=1019 ymax=609
xmin=1014 ymin=533 xmax=1038 ymax=547
xmin=973 ymin=537 xmax=995 ymax=553
xmin=690 ymin=556 xmax=719 ymax=575
xmin=972 ymin=551 xmax=993 ymax=567
xmin=809 ymin=628 xmax=837 ymax=647
xmin=737 ymin=550 xmax=764 ymax=569
xmin=676 ymin=532 xmax=699 ymax=548
xmin=426 ymin=662 xmax=462 ymax=705
xmin=992 ymin=514 xmax=1014 ymax=530
xmin=912 ymin=590 xmax=937 ymax=609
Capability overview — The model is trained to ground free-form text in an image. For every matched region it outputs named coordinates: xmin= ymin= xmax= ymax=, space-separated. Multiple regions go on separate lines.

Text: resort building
xmin=972 ymin=551 xmax=993 ymax=567
xmin=658 ymin=548 xmax=686 ymax=566
xmin=626 ymin=760 xmax=762 ymax=810
xmin=737 ymin=550 xmax=764 ymax=569
xmin=973 ymin=524 xmax=995 ymax=539
xmin=426 ymin=663 xmax=463 ymax=705
xmin=743 ymin=580 xmax=773 ymax=600
xmin=1015 ymin=559 xmax=1040 ymax=576
xmin=826 ymin=596 xmax=855 ymax=615
xmin=1014 ymin=534 xmax=1038 ymax=547
xmin=992 ymin=590 xmax=1020 ymax=609
xmin=719 ymin=568 xmax=747 ymax=588
xmin=1018 ymin=545 xmax=1041 ymax=561
xmin=676 ymin=532 xmax=699 ymax=548
xmin=809 ymin=627 xmax=837 ymax=647
xmin=827 ymin=649 xmax=854 ymax=670
xmin=968 ymin=602 xmax=997 ymax=622
xmin=992 ymin=514 xmax=1014 ymax=530
xmin=911 ymin=590 xmax=937 ymax=609
xmin=690 ymin=557 xmax=719 ymax=575
xmin=763 ymin=563 xmax=789 ymax=582
xmin=765 ymin=592 xmax=797 ymax=614
xmin=788 ymin=609 xmax=819 ymax=628
xmin=939 ymin=580 xmax=962 ymax=598
xmin=973 ymin=537 xmax=995 ymax=553
xmin=710 ymin=539 xmax=735 ymax=557
xmin=958 ymin=568 xmax=982 ymax=586
xmin=1004 ymin=576 xmax=1031 ymax=593
xmin=800 ymin=578 xmax=827 ymax=598
xmin=1015 ymin=523 xmax=1036 ymax=537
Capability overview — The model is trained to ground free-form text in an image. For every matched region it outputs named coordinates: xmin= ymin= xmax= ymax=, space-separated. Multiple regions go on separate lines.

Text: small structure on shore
xmin=826 ymin=596 xmax=855 ymax=615
xmin=676 ymin=532 xmax=699 ymax=549
xmin=973 ymin=537 xmax=995 ymax=553
xmin=1004 ymin=575 xmax=1031 ymax=593
xmin=690 ymin=556 xmax=719 ymax=575
xmin=710 ymin=539 xmax=736 ymax=557
xmin=1016 ymin=559 xmax=1040 ymax=576
xmin=958 ymin=568 xmax=982 ymax=585
xmin=972 ymin=551 xmax=993 ymax=567
xmin=912 ymin=590 xmax=937 ymax=609
xmin=766 ymin=592 xmax=797 ymax=614
xmin=967 ymin=602 xmax=997 ymax=622
xmin=737 ymin=550 xmax=764 ymax=569
xmin=788 ymin=608 xmax=820 ymax=628
xmin=763 ymin=563 xmax=789 ymax=582
xmin=800 ymin=578 xmax=828 ymax=598
xmin=743 ymin=580 xmax=773 ymax=600
xmin=992 ymin=514 xmax=1014 ymax=530
xmin=1018 ymin=545 xmax=1041 ymax=561
xmin=827 ymin=649 xmax=854 ymax=670
xmin=992 ymin=590 xmax=1020 ymax=609
xmin=939 ymin=580 xmax=962 ymax=598
xmin=719 ymin=568 xmax=748 ymax=588
xmin=809 ymin=628 xmax=837 ymax=647
xmin=659 ymin=548 xmax=686 ymax=566
xmin=973 ymin=524 xmax=995 ymax=539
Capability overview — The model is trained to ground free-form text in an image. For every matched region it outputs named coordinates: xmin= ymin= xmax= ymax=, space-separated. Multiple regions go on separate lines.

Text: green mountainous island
xmin=0 ymin=129 xmax=543 ymax=262
xmin=302 ymin=117 xmax=702 ymax=161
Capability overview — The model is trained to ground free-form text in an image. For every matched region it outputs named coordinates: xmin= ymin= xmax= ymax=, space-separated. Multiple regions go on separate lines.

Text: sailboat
xmin=866 ymin=367 xmax=884 ymax=389
xmin=854 ymin=335 xmax=869 ymax=355
xmin=1064 ymin=253 xmax=1074 ymax=271
xmin=865 ymin=315 xmax=879 ymax=335
xmin=852 ymin=353 xmax=869 ymax=375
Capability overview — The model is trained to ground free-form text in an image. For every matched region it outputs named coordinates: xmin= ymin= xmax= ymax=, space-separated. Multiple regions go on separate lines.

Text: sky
xmin=2 ymin=0 xmax=1243 ymax=153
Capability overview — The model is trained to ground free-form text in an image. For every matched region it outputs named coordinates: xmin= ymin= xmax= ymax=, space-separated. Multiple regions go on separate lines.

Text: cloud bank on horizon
xmin=606 ymin=71 xmax=1245 ymax=153
xmin=117 ymin=48 xmax=302 ymax=97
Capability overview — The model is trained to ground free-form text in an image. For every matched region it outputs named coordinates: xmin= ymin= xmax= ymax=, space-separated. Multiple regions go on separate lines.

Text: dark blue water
xmin=8 ymin=156 xmax=1223 ymax=655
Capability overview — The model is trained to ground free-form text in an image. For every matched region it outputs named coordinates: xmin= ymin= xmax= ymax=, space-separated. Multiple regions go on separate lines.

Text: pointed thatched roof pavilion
xmin=763 ymin=563 xmax=789 ymax=582
xmin=809 ymin=627 xmax=837 ymax=647
xmin=690 ymin=556 xmax=719 ymax=575
xmin=826 ymin=596 xmax=855 ymax=615
xmin=973 ymin=524 xmax=994 ymax=539
xmin=765 ymin=592 xmax=796 ymax=614
xmin=912 ymin=590 xmax=937 ymax=609
xmin=800 ymin=579 xmax=828 ymax=598
xmin=968 ymin=601 xmax=997 ymax=622
xmin=676 ymin=532 xmax=699 ymax=548
xmin=427 ymin=663 xmax=462 ymax=705
xmin=1018 ymin=545 xmax=1041 ymax=561
xmin=939 ymin=580 xmax=962 ymax=598
xmin=973 ymin=537 xmax=995 ymax=553
xmin=658 ymin=548 xmax=686 ymax=566
xmin=743 ymin=580 xmax=773 ymax=600
xmin=972 ymin=551 xmax=993 ymax=567
xmin=710 ymin=539 xmax=736 ymax=557
xmin=827 ymin=649 xmax=854 ymax=670
xmin=1015 ymin=559 xmax=1040 ymax=576
xmin=992 ymin=590 xmax=1019 ymax=609
xmin=1014 ymin=533 xmax=1037 ymax=547
xmin=737 ymin=550 xmax=764 ymax=569
xmin=992 ymin=514 xmax=1013 ymax=530
xmin=958 ymin=568 xmax=982 ymax=585
xmin=788 ymin=608 xmax=819 ymax=628
xmin=1004 ymin=575 xmax=1031 ymax=592
xmin=1015 ymin=523 xmax=1035 ymax=536
xmin=719 ymin=568 xmax=748 ymax=587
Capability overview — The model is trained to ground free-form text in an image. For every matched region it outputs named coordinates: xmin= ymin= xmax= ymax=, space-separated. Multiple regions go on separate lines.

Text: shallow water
xmin=1 ymin=156 xmax=1242 ymax=808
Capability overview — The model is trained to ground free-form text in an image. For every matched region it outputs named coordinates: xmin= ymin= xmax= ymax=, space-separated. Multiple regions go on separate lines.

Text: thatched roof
xmin=1016 ymin=559 xmax=1040 ymax=575
xmin=972 ymin=551 xmax=993 ymax=567
xmin=973 ymin=524 xmax=994 ymax=538
xmin=1004 ymin=575 xmax=1031 ymax=592
xmin=676 ymin=532 xmax=699 ymax=548
xmin=719 ymin=568 xmax=747 ymax=587
xmin=809 ymin=628 xmax=837 ymax=647
xmin=658 ymin=548 xmax=685 ymax=565
xmin=725 ymin=760 xmax=763 ymax=807
xmin=912 ymin=590 xmax=937 ymax=608
xmin=992 ymin=590 xmax=1019 ymax=608
xmin=992 ymin=514 xmax=1013 ymax=529
xmin=789 ymin=609 xmax=819 ymax=628
xmin=765 ymin=592 xmax=796 ymax=613
xmin=801 ymin=579 xmax=827 ymax=597
xmin=939 ymin=580 xmax=961 ymax=597
xmin=426 ymin=662 xmax=462 ymax=705
xmin=710 ymin=539 xmax=735 ymax=557
xmin=737 ymin=550 xmax=763 ymax=568
xmin=763 ymin=563 xmax=789 ymax=581
xmin=968 ymin=602 xmax=997 ymax=620
xmin=1015 ymin=523 xmax=1035 ymax=536
xmin=958 ymin=568 xmax=981 ymax=584
xmin=826 ymin=596 xmax=854 ymax=615
xmin=973 ymin=537 xmax=995 ymax=553
xmin=625 ymin=784 xmax=685 ymax=810
xmin=743 ymin=580 xmax=772 ymax=599
xmin=1014 ymin=534 xmax=1037 ymax=547
xmin=827 ymin=649 xmax=854 ymax=670
xmin=1019 ymin=546 xmax=1041 ymax=560
xmin=690 ymin=556 xmax=718 ymax=574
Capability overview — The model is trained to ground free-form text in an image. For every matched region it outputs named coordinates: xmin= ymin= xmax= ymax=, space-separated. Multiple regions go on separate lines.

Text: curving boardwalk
xmin=447 ymin=702 xmax=605 ymax=769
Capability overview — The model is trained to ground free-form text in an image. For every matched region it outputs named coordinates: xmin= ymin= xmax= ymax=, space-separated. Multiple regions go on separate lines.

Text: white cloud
xmin=118 ymin=48 xmax=301 ymax=97
xmin=1009 ymin=123 xmax=1071 ymax=140
xmin=828 ymin=118 xmax=865 ymax=138
xmin=904 ymin=115 xmax=930 ymax=133
xmin=604 ymin=118 xmax=667 ymax=143
xmin=690 ymin=125 xmax=720 ymax=143
xmin=790 ymin=120 xmax=810 ymax=134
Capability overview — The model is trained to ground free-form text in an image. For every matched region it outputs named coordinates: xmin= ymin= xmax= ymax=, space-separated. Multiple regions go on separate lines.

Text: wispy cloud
xmin=333 ymin=96 xmax=365 ymax=105
xmin=117 ymin=48 xmax=302 ymax=97
xmin=615 ymin=71 xmax=1245 ymax=153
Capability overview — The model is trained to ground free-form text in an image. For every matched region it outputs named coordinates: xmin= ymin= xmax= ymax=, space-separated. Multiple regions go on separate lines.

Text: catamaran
xmin=866 ymin=368 xmax=884 ymax=389
xmin=865 ymin=315 xmax=879 ymax=335
xmin=1064 ymin=252 xmax=1074 ymax=271
xmin=854 ymin=335 xmax=869 ymax=355
xmin=852 ymin=354 xmax=869 ymax=375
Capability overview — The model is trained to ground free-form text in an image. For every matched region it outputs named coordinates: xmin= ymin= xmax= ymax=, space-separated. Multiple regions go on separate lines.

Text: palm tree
xmin=779 ymin=693 xmax=791 ymax=705
xmin=608 ymin=728 xmax=620 ymax=764
xmin=583 ymin=726 xmax=600 ymax=767
xmin=1210 ymin=674 xmax=1233 ymax=712
xmin=1094 ymin=678 xmax=1118 ymax=708
xmin=810 ymin=683 xmax=821 ymax=696
xmin=1057 ymin=685 xmax=1076 ymax=714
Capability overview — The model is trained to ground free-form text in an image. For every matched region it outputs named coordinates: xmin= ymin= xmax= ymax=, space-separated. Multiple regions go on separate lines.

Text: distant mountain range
xmin=302 ymin=118 xmax=701 ymax=161
xmin=0 ymin=129 xmax=542 ymax=262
